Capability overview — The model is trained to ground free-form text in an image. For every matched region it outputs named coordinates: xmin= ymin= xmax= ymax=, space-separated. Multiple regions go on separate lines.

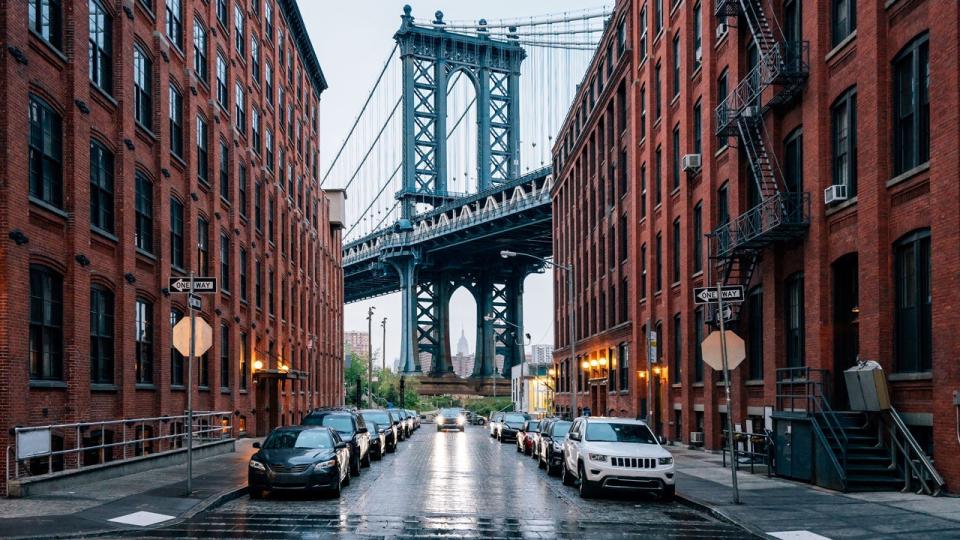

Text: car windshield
xmin=551 ymin=421 xmax=572 ymax=437
xmin=319 ymin=415 xmax=355 ymax=434
xmin=585 ymin=422 xmax=657 ymax=443
xmin=362 ymin=412 xmax=391 ymax=426
xmin=262 ymin=430 xmax=333 ymax=449
xmin=440 ymin=408 xmax=460 ymax=416
xmin=391 ymin=410 xmax=406 ymax=419
xmin=503 ymin=413 xmax=527 ymax=427
xmin=527 ymin=421 xmax=540 ymax=431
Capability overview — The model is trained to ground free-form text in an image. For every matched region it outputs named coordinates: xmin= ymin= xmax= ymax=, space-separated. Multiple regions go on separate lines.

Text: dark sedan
xmin=359 ymin=409 xmax=398 ymax=455
xmin=498 ymin=412 xmax=531 ymax=443
xmin=537 ymin=419 xmax=572 ymax=475
xmin=389 ymin=408 xmax=412 ymax=439
xmin=436 ymin=407 xmax=465 ymax=432
xmin=302 ymin=410 xmax=371 ymax=476
xmin=248 ymin=427 xmax=351 ymax=498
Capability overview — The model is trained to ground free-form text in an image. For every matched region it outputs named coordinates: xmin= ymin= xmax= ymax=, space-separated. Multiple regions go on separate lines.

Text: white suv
xmin=561 ymin=417 xmax=675 ymax=499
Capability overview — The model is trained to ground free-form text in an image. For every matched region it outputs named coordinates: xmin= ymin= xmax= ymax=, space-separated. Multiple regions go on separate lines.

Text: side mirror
xmin=658 ymin=435 xmax=667 ymax=445
xmin=335 ymin=442 xmax=348 ymax=450
xmin=569 ymin=432 xmax=581 ymax=441
xmin=357 ymin=427 xmax=368 ymax=434
xmin=252 ymin=441 xmax=261 ymax=449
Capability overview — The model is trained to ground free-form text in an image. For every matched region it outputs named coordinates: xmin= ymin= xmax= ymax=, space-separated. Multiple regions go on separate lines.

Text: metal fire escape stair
xmin=709 ymin=0 xmax=811 ymax=326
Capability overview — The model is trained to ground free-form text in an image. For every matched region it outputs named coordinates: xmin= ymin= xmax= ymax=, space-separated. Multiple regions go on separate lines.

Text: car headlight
xmin=457 ymin=417 xmax=464 ymax=425
xmin=658 ymin=456 xmax=674 ymax=465
xmin=588 ymin=453 xmax=608 ymax=462
xmin=313 ymin=459 xmax=337 ymax=471
xmin=248 ymin=460 xmax=266 ymax=471
xmin=437 ymin=416 xmax=444 ymax=423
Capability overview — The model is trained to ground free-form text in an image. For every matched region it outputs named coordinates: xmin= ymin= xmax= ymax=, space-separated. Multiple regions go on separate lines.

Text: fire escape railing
xmin=709 ymin=192 xmax=810 ymax=258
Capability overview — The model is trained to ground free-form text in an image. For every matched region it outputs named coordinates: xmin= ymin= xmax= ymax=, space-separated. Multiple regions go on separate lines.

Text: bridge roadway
xmin=127 ymin=425 xmax=751 ymax=539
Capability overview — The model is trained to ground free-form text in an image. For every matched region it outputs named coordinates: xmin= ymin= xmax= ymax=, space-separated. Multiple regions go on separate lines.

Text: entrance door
xmin=832 ymin=254 xmax=860 ymax=408
xmin=255 ymin=377 xmax=280 ymax=436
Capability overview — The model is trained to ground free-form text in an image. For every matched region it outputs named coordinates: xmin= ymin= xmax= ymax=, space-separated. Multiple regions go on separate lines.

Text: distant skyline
xmin=300 ymin=1 xmax=603 ymax=359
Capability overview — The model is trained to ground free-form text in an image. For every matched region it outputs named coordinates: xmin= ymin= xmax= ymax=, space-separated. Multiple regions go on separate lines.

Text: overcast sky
xmin=300 ymin=1 xmax=601 ymax=363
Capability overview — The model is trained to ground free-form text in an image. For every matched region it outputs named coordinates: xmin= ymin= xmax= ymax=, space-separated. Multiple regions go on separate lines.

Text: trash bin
xmin=844 ymin=360 xmax=891 ymax=411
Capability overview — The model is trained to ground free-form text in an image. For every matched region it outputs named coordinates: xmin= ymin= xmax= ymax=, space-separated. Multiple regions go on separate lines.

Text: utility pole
xmin=716 ymin=283 xmax=741 ymax=504
xmin=381 ymin=317 xmax=388 ymax=372
xmin=186 ymin=271 xmax=195 ymax=496
xmin=367 ymin=306 xmax=375 ymax=408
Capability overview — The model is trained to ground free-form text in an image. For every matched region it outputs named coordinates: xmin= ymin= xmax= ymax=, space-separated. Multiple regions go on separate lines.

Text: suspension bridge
xmin=325 ymin=5 xmax=610 ymax=393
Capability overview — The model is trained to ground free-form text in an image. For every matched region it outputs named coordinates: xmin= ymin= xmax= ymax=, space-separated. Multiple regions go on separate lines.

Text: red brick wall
xmin=552 ymin=0 xmax=960 ymax=492
xmin=0 ymin=0 xmax=343 ymax=490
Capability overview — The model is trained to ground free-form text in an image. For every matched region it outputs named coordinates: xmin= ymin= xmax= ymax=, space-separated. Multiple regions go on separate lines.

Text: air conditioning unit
xmin=716 ymin=23 xmax=728 ymax=40
xmin=742 ymin=105 xmax=760 ymax=118
xmin=824 ymin=184 xmax=849 ymax=205
xmin=682 ymin=154 xmax=702 ymax=172
xmin=690 ymin=431 xmax=705 ymax=446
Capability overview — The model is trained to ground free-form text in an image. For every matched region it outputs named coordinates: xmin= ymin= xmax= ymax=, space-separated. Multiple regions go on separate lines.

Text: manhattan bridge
xmin=325 ymin=5 xmax=611 ymax=393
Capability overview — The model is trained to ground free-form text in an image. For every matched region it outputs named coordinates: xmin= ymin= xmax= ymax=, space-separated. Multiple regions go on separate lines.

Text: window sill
xmin=692 ymin=382 xmax=704 ymax=388
xmin=135 ymin=384 xmax=156 ymax=391
xmin=91 ymin=383 xmax=118 ymax=392
xmin=240 ymin=389 xmax=248 ymax=394
xmin=28 ymin=29 xmax=68 ymax=64
xmin=29 ymin=197 xmax=69 ymax=220
xmin=715 ymin=30 xmax=729 ymax=49
xmin=135 ymin=121 xmax=157 ymax=141
xmin=745 ymin=380 xmax=765 ymax=386
xmin=671 ymin=383 xmax=682 ymax=389
xmin=221 ymin=387 xmax=231 ymax=394
xmin=30 ymin=380 xmax=67 ymax=389
xmin=825 ymin=196 xmax=858 ymax=216
xmin=199 ymin=386 xmax=210 ymax=392
xmin=136 ymin=247 xmax=157 ymax=261
xmin=825 ymin=31 xmax=857 ymax=63
xmin=691 ymin=270 xmax=703 ymax=280
xmin=91 ymin=226 xmax=118 ymax=243
xmin=714 ymin=144 xmax=729 ymax=157
xmin=887 ymin=372 xmax=933 ymax=382
xmin=90 ymin=83 xmax=117 ymax=109
xmin=887 ymin=162 xmax=930 ymax=189
xmin=171 ymin=385 xmax=186 ymax=391
xmin=170 ymin=152 xmax=187 ymax=170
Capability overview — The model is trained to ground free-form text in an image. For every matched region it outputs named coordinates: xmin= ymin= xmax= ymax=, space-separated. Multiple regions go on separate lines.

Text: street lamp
xmin=500 ymin=250 xmax=578 ymax=419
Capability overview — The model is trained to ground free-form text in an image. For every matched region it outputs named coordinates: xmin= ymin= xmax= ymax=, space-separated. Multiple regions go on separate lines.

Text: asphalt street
xmin=126 ymin=425 xmax=753 ymax=539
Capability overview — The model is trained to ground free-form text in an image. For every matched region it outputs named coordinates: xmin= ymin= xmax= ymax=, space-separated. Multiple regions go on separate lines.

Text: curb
xmin=675 ymin=490 xmax=772 ymax=540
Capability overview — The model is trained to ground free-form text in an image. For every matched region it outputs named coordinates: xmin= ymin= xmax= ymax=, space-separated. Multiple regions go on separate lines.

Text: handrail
xmin=809 ymin=415 xmax=847 ymax=489
xmin=884 ymin=408 xmax=944 ymax=495
xmin=709 ymin=192 xmax=810 ymax=257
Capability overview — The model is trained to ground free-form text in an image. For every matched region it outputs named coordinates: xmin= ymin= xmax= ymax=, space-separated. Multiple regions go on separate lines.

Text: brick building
xmin=0 ymin=0 xmax=344 ymax=486
xmin=552 ymin=0 xmax=960 ymax=492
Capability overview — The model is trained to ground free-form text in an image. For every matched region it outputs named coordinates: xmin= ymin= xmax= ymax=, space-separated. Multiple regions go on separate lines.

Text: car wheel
xmin=361 ymin=450 xmax=371 ymax=468
xmin=350 ymin=454 xmax=361 ymax=477
xmin=388 ymin=441 xmax=396 ymax=453
xmin=249 ymin=487 xmax=265 ymax=499
xmin=561 ymin=459 xmax=575 ymax=486
xmin=343 ymin=465 xmax=351 ymax=487
xmin=578 ymin=463 xmax=597 ymax=499
xmin=538 ymin=454 xmax=546 ymax=469
xmin=516 ymin=440 xmax=522 ymax=452
xmin=330 ymin=473 xmax=343 ymax=498
xmin=661 ymin=485 xmax=676 ymax=501
xmin=373 ymin=448 xmax=383 ymax=461
xmin=459 ymin=427 xmax=464 ymax=432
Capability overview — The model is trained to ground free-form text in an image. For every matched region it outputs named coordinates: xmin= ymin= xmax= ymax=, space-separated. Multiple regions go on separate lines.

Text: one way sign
xmin=168 ymin=277 xmax=217 ymax=294
xmin=694 ymin=286 xmax=745 ymax=304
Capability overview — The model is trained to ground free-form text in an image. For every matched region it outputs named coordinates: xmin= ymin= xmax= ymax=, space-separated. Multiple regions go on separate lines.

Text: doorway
xmin=255 ymin=376 xmax=280 ymax=436
xmin=832 ymin=253 xmax=859 ymax=408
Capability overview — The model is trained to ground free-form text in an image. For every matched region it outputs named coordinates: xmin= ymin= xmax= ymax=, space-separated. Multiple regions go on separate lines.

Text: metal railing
xmin=6 ymin=411 xmax=233 ymax=495
xmin=882 ymin=408 xmax=945 ymax=495
xmin=710 ymin=192 xmax=810 ymax=257
xmin=721 ymin=429 xmax=774 ymax=476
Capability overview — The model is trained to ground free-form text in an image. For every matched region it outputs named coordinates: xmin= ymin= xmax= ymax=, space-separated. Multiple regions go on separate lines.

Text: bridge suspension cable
xmin=430 ymin=6 xmax=612 ymax=30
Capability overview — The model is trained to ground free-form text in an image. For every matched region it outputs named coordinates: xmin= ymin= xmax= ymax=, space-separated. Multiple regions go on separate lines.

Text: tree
xmin=344 ymin=352 xmax=367 ymax=406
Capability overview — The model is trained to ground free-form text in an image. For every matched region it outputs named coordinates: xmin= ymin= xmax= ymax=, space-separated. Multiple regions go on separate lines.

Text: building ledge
xmin=888 ymin=371 xmax=933 ymax=382
xmin=887 ymin=162 xmax=930 ymax=189
xmin=825 ymin=30 xmax=857 ymax=63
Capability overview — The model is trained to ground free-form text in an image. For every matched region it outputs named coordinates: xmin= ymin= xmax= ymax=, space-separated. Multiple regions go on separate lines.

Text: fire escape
xmin=710 ymin=0 xmax=810 ymax=324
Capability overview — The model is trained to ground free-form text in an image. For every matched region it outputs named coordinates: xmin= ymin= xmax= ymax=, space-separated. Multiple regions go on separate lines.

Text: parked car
xmin=537 ymin=419 xmax=572 ymax=475
xmin=516 ymin=419 xmax=541 ymax=454
xmin=358 ymin=409 xmax=397 ymax=458
xmin=388 ymin=408 xmax=412 ymax=439
xmin=436 ymin=407 xmax=466 ymax=432
xmin=302 ymin=409 xmax=371 ymax=476
xmin=406 ymin=409 xmax=420 ymax=429
xmin=489 ymin=412 xmax=504 ymax=437
xmin=248 ymin=426 xmax=351 ymax=498
xmin=498 ymin=412 xmax=531 ymax=443
xmin=561 ymin=417 xmax=675 ymax=500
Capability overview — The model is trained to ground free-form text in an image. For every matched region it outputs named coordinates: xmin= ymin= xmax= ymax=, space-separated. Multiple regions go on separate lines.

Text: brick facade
xmin=0 ymin=0 xmax=343 ymax=489
xmin=551 ymin=0 xmax=960 ymax=492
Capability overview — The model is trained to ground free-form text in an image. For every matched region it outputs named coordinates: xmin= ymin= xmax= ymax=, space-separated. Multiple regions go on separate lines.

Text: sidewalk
xmin=0 ymin=439 xmax=256 ymax=539
xmin=672 ymin=446 xmax=960 ymax=539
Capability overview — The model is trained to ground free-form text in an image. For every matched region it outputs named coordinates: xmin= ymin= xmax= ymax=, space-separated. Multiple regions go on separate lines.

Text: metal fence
xmin=5 ymin=411 xmax=233 ymax=495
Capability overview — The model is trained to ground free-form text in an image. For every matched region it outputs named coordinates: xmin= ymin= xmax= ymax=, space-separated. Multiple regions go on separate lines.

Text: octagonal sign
xmin=172 ymin=317 xmax=213 ymax=358
xmin=700 ymin=330 xmax=746 ymax=372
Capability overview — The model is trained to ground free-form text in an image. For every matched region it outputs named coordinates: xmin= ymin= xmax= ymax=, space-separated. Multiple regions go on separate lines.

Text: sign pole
xmin=717 ymin=282 xmax=740 ymax=504
xmin=186 ymin=271 xmax=195 ymax=496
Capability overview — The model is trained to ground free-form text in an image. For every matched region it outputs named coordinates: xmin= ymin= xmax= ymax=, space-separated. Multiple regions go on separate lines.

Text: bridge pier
xmin=385 ymin=253 xmax=421 ymax=374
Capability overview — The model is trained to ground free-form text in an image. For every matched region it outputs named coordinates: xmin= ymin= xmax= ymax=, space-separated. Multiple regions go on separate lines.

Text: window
xmin=239 ymin=332 xmax=249 ymax=391
xmin=199 ymin=343 xmax=209 ymax=387
xmin=29 ymin=0 xmax=62 ymax=49
xmin=693 ymin=2 xmax=702 ymax=69
xmin=617 ymin=83 xmax=627 ymax=134
xmin=165 ymin=0 xmax=183 ymax=49
xmin=216 ymin=53 xmax=228 ymax=109
xmin=90 ymin=286 xmax=114 ymax=384
xmin=694 ymin=308 xmax=704 ymax=382
xmin=616 ymin=17 xmax=626 ymax=55
xmin=251 ymin=108 xmax=261 ymax=154
xmin=264 ymin=0 xmax=273 ymax=38
xmin=239 ymin=247 xmax=248 ymax=301
xmin=784 ymin=272 xmax=805 ymax=368
xmin=619 ymin=214 xmax=628 ymax=263
xmin=893 ymin=34 xmax=929 ymax=175
xmin=655 ymin=232 xmax=663 ymax=292
xmin=268 ymin=196 xmax=275 ymax=243
xmin=169 ymin=85 xmax=183 ymax=157
xmin=831 ymin=0 xmax=856 ymax=47
xmin=234 ymin=5 xmax=244 ymax=55
xmin=28 ymin=95 xmax=63 ymax=207
xmin=618 ymin=342 xmax=629 ymax=391
xmin=654 ymin=62 xmax=662 ymax=119
xmin=693 ymin=100 xmax=702 ymax=155
xmin=894 ymin=230 xmax=931 ymax=373
xmin=135 ymin=173 xmax=153 ymax=253
xmin=255 ymin=258 xmax=263 ymax=309
xmin=717 ymin=69 xmax=728 ymax=146
xmin=655 ymin=146 xmax=662 ymax=205
xmin=268 ymin=269 xmax=275 ymax=315
xmin=829 ymin=89 xmax=858 ymax=197
xmin=170 ymin=198 xmax=184 ymax=269
xmin=784 ymin=128 xmax=803 ymax=194
xmin=220 ymin=232 xmax=231 ymax=292
xmin=639 ymin=85 xmax=646 ymax=140
xmin=265 ymin=129 xmax=274 ymax=170
xmin=672 ymin=314 xmax=681 ymax=384
xmin=654 ymin=0 xmax=663 ymax=34
xmin=30 ymin=265 xmax=63 ymax=381
xmin=134 ymin=46 xmax=153 ymax=129
xmin=692 ymin=202 xmax=702 ymax=274
xmin=235 ymin=82 xmax=245 ymax=134
xmin=192 ymin=19 xmax=207 ymax=82
xmin=250 ymin=36 xmax=260 ymax=82
xmin=135 ymin=298 xmax=153 ymax=384
xmin=89 ymin=140 xmax=114 ymax=233
xmin=638 ymin=6 xmax=647 ymax=60
xmin=170 ymin=309 xmax=184 ymax=386
xmin=220 ymin=324 xmax=230 ymax=390
xmin=218 ymin=139 xmax=228 ymax=198
xmin=216 ymin=0 xmax=228 ymax=28
xmin=718 ymin=183 xmax=729 ymax=225
xmin=672 ymin=124 xmax=681 ymax=189
xmin=197 ymin=217 xmax=209 ymax=274
xmin=672 ymin=218 xmax=681 ymax=283
xmin=254 ymin=181 xmax=263 ymax=231
xmin=238 ymin=164 xmax=247 ymax=217
xmin=785 ymin=0 xmax=802 ymax=44
xmin=640 ymin=163 xmax=647 ymax=220
xmin=672 ymin=33 xmax=681 ymax=98
xmin=89 ymin=0 xmax=112 ymax=93
xmin=747 ymin=287 xmax=763 ymax=380
xmin=265 ymin=62 xmax=273 ymax=102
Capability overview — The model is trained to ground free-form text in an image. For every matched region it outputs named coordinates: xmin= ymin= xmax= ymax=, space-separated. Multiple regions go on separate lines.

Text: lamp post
xmin=380 ymin=317 xmax=388 ymax=372
xmin=484 ymin=314 xmax=531 ymax=411
xmin=501 ymin=249 xmax=576 ymax=420
xmin=366 ymin=306 xmax=375 ymax=407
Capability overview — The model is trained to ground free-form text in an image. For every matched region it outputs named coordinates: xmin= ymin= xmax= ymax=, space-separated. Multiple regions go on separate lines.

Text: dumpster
xmin=844 ymin=360 xmax=891 ymax=411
